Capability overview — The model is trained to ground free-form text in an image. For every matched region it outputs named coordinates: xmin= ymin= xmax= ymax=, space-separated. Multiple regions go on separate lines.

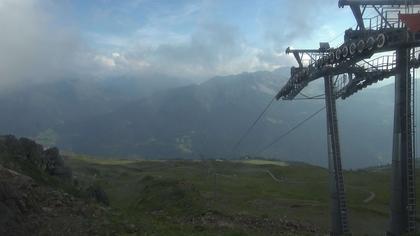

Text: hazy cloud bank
xmin=0 ymin=0 xmax=345 ymax=89
xmin=0 ymin=0 xmax=90 ymax=89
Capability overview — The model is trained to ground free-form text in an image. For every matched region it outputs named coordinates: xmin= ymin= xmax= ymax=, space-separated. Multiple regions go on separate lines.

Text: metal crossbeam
xmin=276 ymin=54 xmax=418 ymax=101
xmin=274 ymin=1 xmax=420 ymax=234
xmin=339 ymin=0 xmax=420 ymax=6
xmin=276 ymin=32 xmax=420 ymax=100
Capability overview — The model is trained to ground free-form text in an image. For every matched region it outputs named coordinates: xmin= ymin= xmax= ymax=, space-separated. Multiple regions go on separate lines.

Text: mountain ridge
xmin=50 ymin=68 xmax=399 ymax=168
xmin=0 ymin=67 xmax=406 ymax=168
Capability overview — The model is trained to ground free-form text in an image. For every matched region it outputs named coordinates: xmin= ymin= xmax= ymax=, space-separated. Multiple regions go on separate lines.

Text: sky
xmin=0 ymin=0 xmax=358 ymax=87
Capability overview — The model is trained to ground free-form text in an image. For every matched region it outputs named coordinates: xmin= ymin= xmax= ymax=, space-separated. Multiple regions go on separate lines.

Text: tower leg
xmin=389 ymin=48 xmax=416 ymax=235
xmin=324 ymin=76 xmax=350 ymax=235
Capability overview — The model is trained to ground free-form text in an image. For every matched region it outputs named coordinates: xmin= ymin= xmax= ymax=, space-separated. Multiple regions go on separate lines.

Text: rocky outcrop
xmin=0 ymin=135 xmax=71 ymax=180
xmin=0 ymin=165 xmax=42 ymax=235
xmin=0 ymin=165 xmax=111 ymax=236
xmin=0 ymin=135 xmax=115 ymax=235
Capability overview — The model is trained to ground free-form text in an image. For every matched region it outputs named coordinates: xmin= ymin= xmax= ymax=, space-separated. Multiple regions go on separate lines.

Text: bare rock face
xmin=0 ymin=165 xmax=111 ymax=236
xmin=0 ymin=135 xmax=72 ymax=180
xmin=0 ymin=136 xmax=115 ymax=235
xmin=0 ymin=165 xmax=42 ymax=235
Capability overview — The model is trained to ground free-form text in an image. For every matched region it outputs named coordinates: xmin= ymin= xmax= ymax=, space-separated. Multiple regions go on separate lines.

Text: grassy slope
xmin=67 ymin=156 xmax=420 ymax=236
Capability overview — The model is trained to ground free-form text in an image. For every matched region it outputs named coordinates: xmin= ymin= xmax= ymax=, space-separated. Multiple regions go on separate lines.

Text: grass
xmin=66 ymin=155 xmax=420 ymax=235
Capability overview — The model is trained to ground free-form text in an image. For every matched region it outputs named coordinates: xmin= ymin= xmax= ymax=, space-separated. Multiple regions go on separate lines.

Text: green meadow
xmin=67 ymin=156 xmax=420 ymax=236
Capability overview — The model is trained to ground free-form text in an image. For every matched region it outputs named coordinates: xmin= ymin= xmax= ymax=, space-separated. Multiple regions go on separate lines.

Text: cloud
xmin=94 ymin=21 xmax=294 ymax=81
xmin=260 ymin=0 xmax=338 ymax=51
xmin=150 ymin=23 xmax=244 ymax=78
xmin=0 ymin=0 xmax=98 ymax=89
xmin=75 ymin=0 xmax=300 ymax=80
xmin=0 ymin=0 xmax=339 ymax=88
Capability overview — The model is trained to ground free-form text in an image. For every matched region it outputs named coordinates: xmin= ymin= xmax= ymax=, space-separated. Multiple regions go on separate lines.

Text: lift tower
xmin=338 ymin=1 xmax=420 ymax=234
xmin=281 ymin=46 xmax=350 ymax=235
xmin=275 ymin=0 xmax=420 ymax=234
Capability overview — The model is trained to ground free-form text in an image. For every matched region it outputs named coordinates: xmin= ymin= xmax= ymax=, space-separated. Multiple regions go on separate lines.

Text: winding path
xmin=363 ymin=191 xmax=376 ymax=203
xmin=265 ymin=170 xmax=283 ymax=183
xmin=265 ymin=169 xmax=376 ymax=204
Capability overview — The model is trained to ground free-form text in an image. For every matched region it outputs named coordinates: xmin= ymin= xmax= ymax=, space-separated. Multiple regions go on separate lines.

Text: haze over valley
xmin=1 ymin=0 xmax=419 ymax=235
xmin=0 ymin=67 xmax=399 ymax=168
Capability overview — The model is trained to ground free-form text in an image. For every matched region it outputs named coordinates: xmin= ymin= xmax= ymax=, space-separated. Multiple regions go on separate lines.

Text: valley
xmin=0 ymin=68 xmax=402 ymax=168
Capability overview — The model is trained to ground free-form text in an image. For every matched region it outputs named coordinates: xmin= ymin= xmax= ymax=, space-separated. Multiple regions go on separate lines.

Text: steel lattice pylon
xmin=275 ymin=0 xmax=420 ymax=235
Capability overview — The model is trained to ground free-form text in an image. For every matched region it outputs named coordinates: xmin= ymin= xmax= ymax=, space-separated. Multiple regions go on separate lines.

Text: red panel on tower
xmin=399 ymin=13 xmax=420 ymax=32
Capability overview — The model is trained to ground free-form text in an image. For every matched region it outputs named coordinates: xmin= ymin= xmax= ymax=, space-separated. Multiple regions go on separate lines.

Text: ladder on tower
xmin=336 ymin=157 xmax=349 ymax=233
xmin=332 ymin=103 xmax=349 ymax=233
xmin=328 ymin=78 xmax=349 ymax=234
xmin=407 ymin=49 xmax=417 ymax=233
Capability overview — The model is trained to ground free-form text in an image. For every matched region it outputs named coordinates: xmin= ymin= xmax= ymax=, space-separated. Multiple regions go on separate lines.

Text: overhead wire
xmin=233 ymin=12 xmax=368 ymax=155
xmin=299 ymin=92 xmax=325 ymax=99
xmin=299 ymin=92 xmax=311 ymax=98
xmin=232 ymin=96 xmax=277 ymax=151
xmin=232 ymin=90 xmax=329 ymax=152
xmin=257 ymin=106 xmax=326 ymax=154
xmin=245 ymin=11 xmax=390 ymax=155
xmin=294 ymin=97 xmax=325 ymax=100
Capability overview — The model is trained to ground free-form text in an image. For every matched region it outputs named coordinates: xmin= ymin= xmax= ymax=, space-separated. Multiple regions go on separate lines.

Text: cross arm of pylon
xmin=277 ymin=50 xmax=420 ymax=100
xmin=339 ymin=0 xmax=420 ymax=7
xmin=337 ymin=52 xmax=420 ymax=98
xmin=273 ymin=1 xmax=420 ymax=234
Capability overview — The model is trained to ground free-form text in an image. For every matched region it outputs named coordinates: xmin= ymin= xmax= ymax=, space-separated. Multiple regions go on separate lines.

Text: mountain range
xmin=0 ymin=68 xmax=403 ymax=168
